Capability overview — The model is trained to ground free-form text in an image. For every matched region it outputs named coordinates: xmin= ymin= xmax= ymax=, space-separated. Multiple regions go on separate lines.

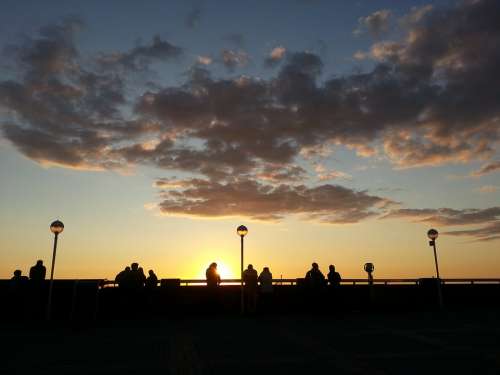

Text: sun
xmin=216 ymin=262 xmax=234 ymax=279
xmin=198 ymin=260 xmax=235 ymax=279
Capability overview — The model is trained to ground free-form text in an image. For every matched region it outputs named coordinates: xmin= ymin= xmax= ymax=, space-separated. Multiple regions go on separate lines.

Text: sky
xmin=0 ymin=0 xmax=499 ymax=281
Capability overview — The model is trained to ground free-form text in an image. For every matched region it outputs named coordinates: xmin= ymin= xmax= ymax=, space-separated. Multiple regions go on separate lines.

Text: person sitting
xmin=29 ymin=260 xmax=46 ymax=282
xmin=145 ymin=269 xmax=158 ymax=289
xmin=206 ymin=262 xmax=221 ymax=288
xmin=305 ymin=262 xmax=326 ymax=288
xmin=115 ymin=266 xmax=131 ymax=288
xmin=327 ymin=265 xmax=342 ymax=286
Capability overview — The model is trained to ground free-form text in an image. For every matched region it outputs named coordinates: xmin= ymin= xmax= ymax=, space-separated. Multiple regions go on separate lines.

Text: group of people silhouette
xmin=115 ymin=263 xmax=158 ymax=290
xmin=10 ymin=260 xmax=46 ymax=286
xmin=12 ymin=260 xmax=342 ymax=290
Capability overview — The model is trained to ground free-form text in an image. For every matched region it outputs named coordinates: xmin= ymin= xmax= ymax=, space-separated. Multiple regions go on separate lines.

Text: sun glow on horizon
xmin=197 ymin=260 xmax=235 ymax=280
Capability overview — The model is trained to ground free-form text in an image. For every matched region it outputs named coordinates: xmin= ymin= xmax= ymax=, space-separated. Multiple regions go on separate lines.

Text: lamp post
xmin=427 ymin=228 xmax=443 ymax=309
xmin=237 ymin=225 xmax=248 ymax=314
xmin=47 ymin=220 xmax=64 ymax=320
xmin=364 ymin=262 xmax=374 ymax=285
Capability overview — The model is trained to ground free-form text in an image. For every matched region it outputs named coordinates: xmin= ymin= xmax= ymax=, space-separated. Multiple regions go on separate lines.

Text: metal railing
xmin=99 ymin=278 xmax=500 ymax=288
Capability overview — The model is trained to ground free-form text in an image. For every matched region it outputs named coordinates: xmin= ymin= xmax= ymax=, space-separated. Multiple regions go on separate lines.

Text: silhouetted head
xmin=148 ymin=270 xmax=154 ymax=276
xmin=312 ymin=262 xmax=319 ymax=270
xmin=125 ymin=266 xmax=131 ymax=272
xmin=263 ymin=267 xmax=269 ymax=272
xmin=131 ymin=263 xmax=139 ymax=271
xmin=329 ymin=265 xmax=335 ymax=272
xmin=14 ymin=270 xmax=22 ymax=277
xmin=210 ymin=262 xmax=217 ymax=269
xmin=138 ymin=267 xmax=144 ymax=274
xmin=248 ymin=264 xmax=253 ymax=270
xmin=36 ymin=260 xmax=43 ymax=266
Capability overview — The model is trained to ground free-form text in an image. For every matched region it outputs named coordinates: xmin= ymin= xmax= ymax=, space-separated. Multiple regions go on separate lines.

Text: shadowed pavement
xmin=2 ymin=309 xmax=499 ymax=374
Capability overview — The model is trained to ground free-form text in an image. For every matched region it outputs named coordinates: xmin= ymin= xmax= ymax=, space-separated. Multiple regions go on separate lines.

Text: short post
xmin=364 ymin=262 xmax=375 ymax=306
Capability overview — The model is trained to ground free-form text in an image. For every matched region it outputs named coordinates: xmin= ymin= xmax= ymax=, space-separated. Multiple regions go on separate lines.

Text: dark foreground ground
xmin=2 ymin=309 xmax=500 ymax=375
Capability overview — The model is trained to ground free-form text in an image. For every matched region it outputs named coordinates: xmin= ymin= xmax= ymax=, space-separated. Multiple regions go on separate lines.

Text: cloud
xmin=197 ymin=55 xmax=212 ymax=65
xmin=97 ymin=35 xmax=183 ymax=71
xmin=382 ymin=206 xmax=500 ymax=242
xmin=155 ymin=177 xmax=392 ymax=223
xmin=400 ymin=5 xmax=433 ymax=27
xmin=264 ymin=46 xmax=286 ymax=67
xmin=476 ymin=185 xmax=497 ymax=193
xmin=354 ymin=9 xmax=392 ymax=38
xmin=470 ymin=161 xmax=500 ymax=177
xmin=443 ymin=221 xmax=500 ymax=242
xmin=1 ymin=1 xmax=500 ymax=226
xmin=382 ymin=207 xmax=500 ymax=226
xmin=220 ymin=49 xmax=249 ymax=70
xmin=314 ymin=164 xmax=352 ymax=181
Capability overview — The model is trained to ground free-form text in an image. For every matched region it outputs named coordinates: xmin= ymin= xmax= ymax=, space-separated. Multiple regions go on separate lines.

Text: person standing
xmin=258 ymin=267 xmax=274 ymax=313
xmin=327 ymin=265 xmax=342 ymax=286
xmin=305 ymin=262 xmax=325 ymax=288
xmin=145 ymin=270 xmax=158 ymax=289
xmin=243 ymin=264 xmax=258 ymax=313
xmin=206 ymin=262 xmax=221 ymax=288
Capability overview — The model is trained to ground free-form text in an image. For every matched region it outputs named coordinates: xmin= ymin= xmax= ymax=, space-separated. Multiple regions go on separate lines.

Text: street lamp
xmin=364 ymin=262 xmax=374 ymax=285
xmin=237 ymin=225 xmax=248 ymax=313
xmin=427 ymin=228 xmax=443 ymax=308
xmin=47 ymin=220 xmax=64 ymax=319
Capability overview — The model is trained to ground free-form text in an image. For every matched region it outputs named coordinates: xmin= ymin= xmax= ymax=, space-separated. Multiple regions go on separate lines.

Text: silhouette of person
xmin=243 ymin=264 xmax=258 ymax=313
xmin=128 ymin=263 xmax=146 ymax=289
xmin=29 ymin=260 xmax=46 ymax=282
xmin=145 ymin=269 xmax=158 ymax=289
xmin=206 ymin=262 xmax=221 ymax=288
xmin=258 ymin=267 xmax=273 ymax=313
xmin=305 ymin=262 xmax=326 ymax=288
xmin=9 ymin=270 xmax=29 ymax=318
xmin=258 ymin=267 xmax=273 ymax=294
xmin=327 ymin=265 xmax=342 ymax=286
xmin=10 ymin=270 xmax=28 ymax=290
xmin=115 ymin=266 xmax=131 ymax=288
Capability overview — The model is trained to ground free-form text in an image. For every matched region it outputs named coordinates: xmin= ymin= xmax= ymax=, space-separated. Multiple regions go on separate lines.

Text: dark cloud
xmin=1 ymin=1 xmax=500 ymax=228
xmin=3 ymin=1 xmax=500 ymax=177
xmin=97 ymin=35 xmax=182 ymax=71
xmin=382 ymin=207 xmax=500 ymax=226
xmin=471 ymin=161 xmax=500 ymax=177
xmin=155 ymin=177 xmax=392 ymax=223
xmin=444 ymin=222 xmax=500 ymax=242
xmin=382 ymin=207 xmax=500 ymax=242
xmin=354 ymin=9 xmax=392 ymax=38
xmin=5 ymin=15 xmax=83 ymax=81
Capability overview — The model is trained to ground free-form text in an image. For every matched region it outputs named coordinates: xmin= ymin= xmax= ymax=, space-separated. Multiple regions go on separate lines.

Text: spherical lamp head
xmin=50 ymin=220 xmax=64 ymax=235
xmin=427 ymin=228 xmax=439 ymax=240
xmin=237 ymin=225 xmax=248 ymax=237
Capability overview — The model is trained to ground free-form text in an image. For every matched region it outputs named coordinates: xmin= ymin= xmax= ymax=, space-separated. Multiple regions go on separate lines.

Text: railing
xmin=100 ymin=278 xmax=500 ymax=288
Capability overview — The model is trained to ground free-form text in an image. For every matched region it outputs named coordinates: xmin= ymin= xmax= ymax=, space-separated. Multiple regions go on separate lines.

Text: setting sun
xmin=198 ymin=261 xmax=235 ymax=280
